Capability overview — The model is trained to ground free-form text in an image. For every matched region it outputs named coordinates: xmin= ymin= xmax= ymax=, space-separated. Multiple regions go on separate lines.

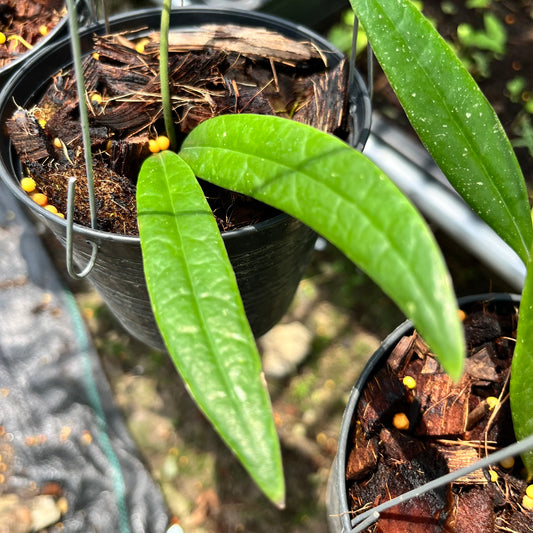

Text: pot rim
xmin=333 ymin=292 xmax=521 ymax=532
xmin=0 ymin=6 xmax=371 ymax=245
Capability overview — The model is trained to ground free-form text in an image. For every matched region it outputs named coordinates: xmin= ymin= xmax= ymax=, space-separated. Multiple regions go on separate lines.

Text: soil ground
xmin=42 ymin=0 xmax=531 ymax=531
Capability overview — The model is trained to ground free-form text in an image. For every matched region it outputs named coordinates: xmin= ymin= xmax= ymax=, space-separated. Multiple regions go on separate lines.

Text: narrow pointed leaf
xmin=137 ymin=151 xmax=284 ymax=506
xmin=512 ymin=250 xmax=533 ymax=478
xmin=350 ymin=0 xmax=532 ymax=263
xmin=180 ymin=114 xmax=465 ymax=379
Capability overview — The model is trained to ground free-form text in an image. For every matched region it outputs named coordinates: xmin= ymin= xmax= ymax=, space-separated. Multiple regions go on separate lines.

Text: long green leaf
xmin=180 ymin=114 xmax=465 ymax=379
xmin=350 ymin=0 xmax=532 ymax=264
xmin=137 ymin=151 xmax=284 ymax=506
xmin=512 ymin=251 xmax=533 ymax=479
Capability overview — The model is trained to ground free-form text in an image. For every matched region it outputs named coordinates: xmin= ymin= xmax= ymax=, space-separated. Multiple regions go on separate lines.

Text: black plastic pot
xmin=0 ymin=0 xmax=89 ymax=83
xmin=326 ymin=293 xmax=520 ymax=533
xmin=0 ymin=7 xmax=371 ymax=351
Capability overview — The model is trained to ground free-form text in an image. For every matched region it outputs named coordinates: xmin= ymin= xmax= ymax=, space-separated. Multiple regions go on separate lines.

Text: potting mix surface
xmin=7 ymin=25 xmax=350 ymax=235
xmin=0 ymin=0 xmax=66 ymax=68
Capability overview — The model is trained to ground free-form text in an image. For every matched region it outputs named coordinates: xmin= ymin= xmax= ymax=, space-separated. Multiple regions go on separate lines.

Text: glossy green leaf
xmin=512 ymin=251 xmax=533 ymax=479
xmin=350 ymin=0 xmax=532 ymax=264
xmin=180 ymin=114 xmax=465 ymax=379
xmin=137 ymin=151 xmax=284 ymax=506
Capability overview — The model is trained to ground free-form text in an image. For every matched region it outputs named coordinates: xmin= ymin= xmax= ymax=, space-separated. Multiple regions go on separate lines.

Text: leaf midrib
xmin=155 ymin=153 xmax=259 ymax=443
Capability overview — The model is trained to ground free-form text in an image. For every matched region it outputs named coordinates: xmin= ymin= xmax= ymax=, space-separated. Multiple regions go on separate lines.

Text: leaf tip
xmin=269 ymin=486 xmax=286 ymax=510
xmin=257 ymin=470 xmax=285 ymax=509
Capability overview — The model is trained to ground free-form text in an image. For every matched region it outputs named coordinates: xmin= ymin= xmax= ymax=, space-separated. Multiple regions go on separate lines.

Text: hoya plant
xmin=65 ymin=0 xmax=531 ymax=508
xmin=134 ymin=0 xmax=470 ymax=507
xmin=134 ymin=0 xmax=529 ymax=505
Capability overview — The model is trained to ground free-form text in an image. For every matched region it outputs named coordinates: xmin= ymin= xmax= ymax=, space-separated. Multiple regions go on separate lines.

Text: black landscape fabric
xmin=0 ymin=180 xmax=170 ymax=532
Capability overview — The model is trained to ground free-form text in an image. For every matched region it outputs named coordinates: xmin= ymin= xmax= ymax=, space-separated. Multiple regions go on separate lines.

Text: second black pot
xmin=326 ymin=293 xmax=521 ymax=533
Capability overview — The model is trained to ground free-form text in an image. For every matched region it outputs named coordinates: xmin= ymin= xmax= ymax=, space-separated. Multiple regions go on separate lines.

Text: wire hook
xmin=348 ymin=14 xmax=372 ymax=151
xmin=348 ymin=13 xmax=359 ymax=98
xmin=102 ymin=0 xmax=110 ymax=34
xmin=66 ymin=178 xmax=98 ymax=280
xmin=366 ymin=37 xmax=374 ymax=101
xmin=88 ymin=0 xmax=109 ymax=30
xmin=65 ymin=0 xmax=98 ymax=279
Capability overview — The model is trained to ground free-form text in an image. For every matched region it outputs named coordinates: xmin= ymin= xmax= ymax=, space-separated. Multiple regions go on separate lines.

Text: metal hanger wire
xmin=64 ymin=0 xmax=99 ymax=279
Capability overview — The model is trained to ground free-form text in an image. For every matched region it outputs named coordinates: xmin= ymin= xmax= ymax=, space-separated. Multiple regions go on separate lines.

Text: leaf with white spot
xmin=137 ymin=151 xmax=284 ymax=506
xmin=350 ymin=0 xmax=532 ymax=263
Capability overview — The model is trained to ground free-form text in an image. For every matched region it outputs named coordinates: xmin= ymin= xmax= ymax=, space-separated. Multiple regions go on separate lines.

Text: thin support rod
xmin=366 ymin=41 xmax=374 ymax=101
xmin=64 ymin=0 xmax=98 ymax=279
xmin=102 ymin=0 xmax=110 ymax=34
xmin=66 ymin=178 xmax=98 ymax=280
xmin=351 ymin=432 xmax=533 ymax=532
xmin=66 ymin=0 xmax=96 ymax=230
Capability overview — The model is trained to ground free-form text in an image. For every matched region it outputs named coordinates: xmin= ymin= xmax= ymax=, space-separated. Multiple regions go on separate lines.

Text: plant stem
xmin=160 ymin=0 xmax=178 ymax=151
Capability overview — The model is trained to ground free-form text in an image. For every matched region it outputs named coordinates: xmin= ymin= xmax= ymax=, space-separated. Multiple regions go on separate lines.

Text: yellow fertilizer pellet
xmin=20 ymin=177 xmax=36 ymax=193
xmin=392 ymin=412 xmax=410 ymax=431
xmin=31 ymin=193 xmax=48 ymax=207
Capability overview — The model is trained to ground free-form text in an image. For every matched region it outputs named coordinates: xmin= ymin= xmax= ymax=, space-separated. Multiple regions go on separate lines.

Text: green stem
xmin=160 ymin=0 xmax=177 ymax=150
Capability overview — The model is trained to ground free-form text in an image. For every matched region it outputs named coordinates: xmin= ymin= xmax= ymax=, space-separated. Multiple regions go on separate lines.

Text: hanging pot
xmin=0 ymin=0 xmax=89 ymax=82
xmin=326 ymin=293 xmax=533 ymax=533
xmin=0 ymin=7 xmax=371 ymax=351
